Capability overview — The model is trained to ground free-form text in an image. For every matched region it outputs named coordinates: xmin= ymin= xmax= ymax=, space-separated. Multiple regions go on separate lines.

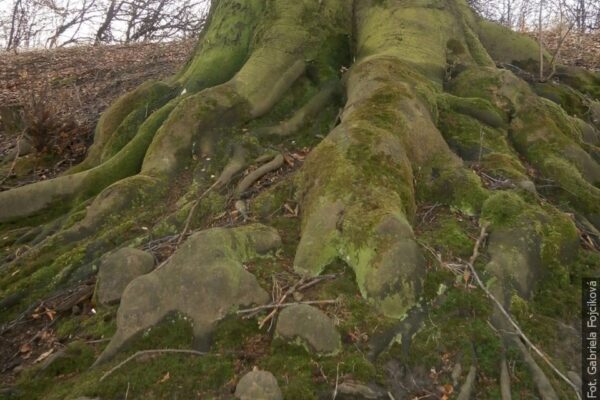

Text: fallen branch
xmin=99 ymin=349 xmax=206 ymax=382
xmin=176 ymin=180 xmax=220 ymax=247
xmin=332 ymin=362 xmax=340 ymax=400
xmin=237 ymin=299 xmax=338 ymax=315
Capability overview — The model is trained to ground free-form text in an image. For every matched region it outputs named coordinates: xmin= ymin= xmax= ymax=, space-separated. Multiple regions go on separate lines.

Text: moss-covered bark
xmin=1 ymin=0 xmax=598 ymax=398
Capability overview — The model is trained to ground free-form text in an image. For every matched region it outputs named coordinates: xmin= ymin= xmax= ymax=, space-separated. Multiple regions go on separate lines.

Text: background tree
xmin=0 ymin=0 xmax=599 ymax=398
xmin=0 ymin=0 xmax=209 ymax=49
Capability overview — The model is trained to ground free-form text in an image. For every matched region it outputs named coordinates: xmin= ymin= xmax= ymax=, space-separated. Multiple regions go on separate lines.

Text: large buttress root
xmin=0 ymin=0 xmax=348 ymax=227
xmin=93 ymin=224 xmax=280 ymax=366
xmin=294 ymin=0 xmax=487 ymax=317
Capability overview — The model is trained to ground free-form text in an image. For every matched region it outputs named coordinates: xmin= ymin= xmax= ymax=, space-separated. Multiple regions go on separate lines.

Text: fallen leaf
xmin=463 ymin=270 xmax=471 ymax=285
xmin=35 ymin=349 xmax=54 ymax=363
xmin=283 ymin=154 xmax=294 ymax=166
xmin=158 ymin=372 xmax=170 ymax=383
xmin=443 ymin=384 xmax=454 ymax=394
xmin=283 ymin=203 xmax=297 ymax=217
xmin=20 ymin=343 xmax=32 ymax=353
xmin=45 ymin=309 xmax=56 ymax=321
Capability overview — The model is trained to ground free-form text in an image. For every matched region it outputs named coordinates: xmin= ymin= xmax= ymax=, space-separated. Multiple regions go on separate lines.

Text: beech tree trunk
xmin=1 ymin=0 xmax=599 ymax=398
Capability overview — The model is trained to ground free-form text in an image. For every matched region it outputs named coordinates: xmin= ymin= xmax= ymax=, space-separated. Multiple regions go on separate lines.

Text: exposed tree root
xmin=500 ymin=355 xmax=512 ymax=400
xmin=253 ymin=81 xmax=342 ymax=138
xmin=93 ymin=224 xmax=281 ymax=366
xmin=469 ymin=224 xmax=580 ymax=399
xmin=456 ymin=365 xmax=477 ymax=400
xmin=236 ymin=153 xmax=285 ymax=197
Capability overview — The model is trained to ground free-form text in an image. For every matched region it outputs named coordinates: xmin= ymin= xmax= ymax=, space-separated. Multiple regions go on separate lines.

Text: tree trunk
xmin=1 ymin=0 xmax=598 ymax=398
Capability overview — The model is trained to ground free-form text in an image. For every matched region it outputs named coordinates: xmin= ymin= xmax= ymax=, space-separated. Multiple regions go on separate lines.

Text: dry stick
xmin=544 ymin=22 xmax=576 ymax=82
xmin=176 ymin=180 xmax=220 ymax=247
xmin=466 ymin=224 xmax=581 ymax=400
xmin=99 ymin=349 xmax=206 ymax=382
xmin=418 ymin=202 xmax=439 ymax=226
xmin=258 ymin=276 xmax=306 ymax=329
xmin=243 ymin=273 xmax=338 ymax=320
xmin=237 ymin=300 xmax=338 ymax=315
xmin=332 ymin=362 xmax=340 ymax=400
xmin=297 ymin=273 xmax=339 ymax=291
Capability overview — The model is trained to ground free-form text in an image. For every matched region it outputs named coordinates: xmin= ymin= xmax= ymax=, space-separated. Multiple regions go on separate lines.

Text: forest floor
xmin=0 ymin=39 xmax=195 ymax=189
xmin=534 ymin=29 xmax=600 ymax=71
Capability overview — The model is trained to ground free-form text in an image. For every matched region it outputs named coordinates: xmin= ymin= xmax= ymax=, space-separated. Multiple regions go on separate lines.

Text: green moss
xmin=417 ymin=167 xmax=488 ymax=216
xmin=420 ymin=212 xmax=476 ymax=258
xmin=38 ymin=341 xmax=96 ymax=377
xmin=555 ymin=65 xmax=600 ymax=100
xmin=438 ymin=93 xmax=506 ymax=128
xmin=481 ymin=191 xmax=528 ymax=227
xmin=532 ymin=82 xmax=589 ymax=119
xmin=532 ymin=213 xmax=585 ymax=320
xmin=392 ymin=286 xmax=501 ymax=395
xmin=70 ymin=81 xmax=177 ymax=173
xmin=421 ymin=267 xmax=453 ymax=302
xmin=99 ymin=84 xmax=178 ymax=163
xmin=14 ymin=313 xmax=235 ymax=400
xmin=174 ymin=0 xmax=265 ymax=93
xmin=539 ymin=155 xmax=600 ymax=219
xmin=251 ymin=179 xmax=294 ymax=219
xmin=0 ymin=243 xmax=87 ymax=320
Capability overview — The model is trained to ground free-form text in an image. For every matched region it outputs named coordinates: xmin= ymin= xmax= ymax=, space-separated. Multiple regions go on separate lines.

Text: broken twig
xmin=99 ymin=349 xmax=206 ymax=382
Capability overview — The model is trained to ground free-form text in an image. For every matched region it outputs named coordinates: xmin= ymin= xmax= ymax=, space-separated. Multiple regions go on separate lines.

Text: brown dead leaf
xmin=158 ymin=372 xmax=170 ymax=383
xmin=443 ymin=384 xmax=454 ymax=394
xmin=283 ymin=153 xmax=295 ymax=166
xmin=19 ymin=343 xmax=32 ymax=353
xmin=283 ymin=203 xmax=298 ymax=217
xmin=463 ymin=270 xmax=471 ymax=285
xmin=45 ymin=308 xmax=57 ymax=321
xmin=34 ymin=349 xmax=54 ymax=363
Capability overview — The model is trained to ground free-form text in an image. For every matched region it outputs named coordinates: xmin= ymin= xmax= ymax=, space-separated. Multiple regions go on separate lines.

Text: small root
xmin=214 ymin=143 xmax=247 ymax=188
xmin=456 ymin=365 xmax=477 ymax=400
xmin=235 ymin=153 xmax=284 ymax=197
xmin=500 ymin=355 xmax=512 ymax=400
xmin=513 ymin=338 xmax=559 ymax=400
xmin=253 ymin=81 xmax=341 ymax=138
xmin=176 ymin=180 xmax=220 ymax=247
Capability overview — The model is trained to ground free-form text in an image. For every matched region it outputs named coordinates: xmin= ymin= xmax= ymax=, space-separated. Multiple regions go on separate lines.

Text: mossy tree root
xmin=93 ymin=224 xmax=281 ymax=366
xmin=0 ymin=1 xmax=595 ymax=395
xmin=294 ymin=0 xmax=490 ymax=318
